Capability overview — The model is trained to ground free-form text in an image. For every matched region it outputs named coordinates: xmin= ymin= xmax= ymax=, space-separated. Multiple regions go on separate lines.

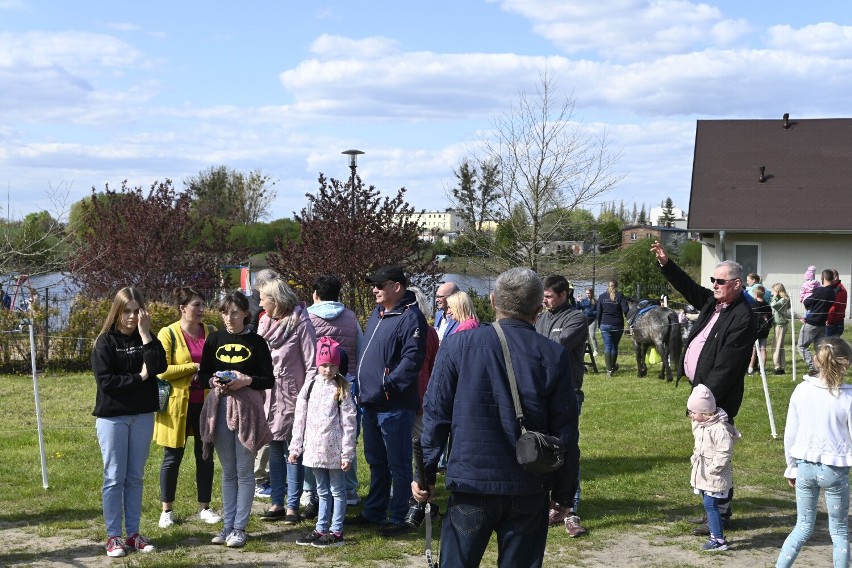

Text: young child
xmin=800 ymin=265 xmax=818 ymax=323
xmin=749 ymin=286 xmax=773 ymax=374
xmin=688 ymin=384 xmax=740 ymax=552
xmin=289 ymin=337 xmax=357 ymax=548
xmin=776 ymin=337 xmax=852 ymax=567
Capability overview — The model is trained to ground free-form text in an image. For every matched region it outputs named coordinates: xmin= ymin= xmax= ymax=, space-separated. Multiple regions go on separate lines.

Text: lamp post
xmin=342 ymin=149 xmax=364 ymax=219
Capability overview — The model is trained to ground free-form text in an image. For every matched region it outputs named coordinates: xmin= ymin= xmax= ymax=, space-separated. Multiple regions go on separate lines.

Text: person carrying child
xmin=688 ymin=384 xmax=740 ymax=552
xmin=776 ymin=337 xmax=852 ymax=567
xmin=289 ymin=337 xmax=357 ymax=548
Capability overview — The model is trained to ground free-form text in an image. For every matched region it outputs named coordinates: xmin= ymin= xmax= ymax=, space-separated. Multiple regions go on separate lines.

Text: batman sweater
xmin=198 ymin=330 xmax=275 ymax=392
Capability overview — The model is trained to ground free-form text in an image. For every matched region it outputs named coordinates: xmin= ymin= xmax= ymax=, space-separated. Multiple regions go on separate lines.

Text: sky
xmin=2 ymin=0 xmax=851 ymax=223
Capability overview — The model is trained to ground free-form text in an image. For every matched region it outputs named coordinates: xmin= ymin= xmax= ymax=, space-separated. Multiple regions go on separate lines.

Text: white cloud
xmin=497 ymin=0 xmax=749 ymax=61
xmin=766 ymin=23 xmax=852 ymax=57
xmin=309 ymin=34 xmax=400 ymax=59
xmin=105 ymin=22 xmax=142 ymax=32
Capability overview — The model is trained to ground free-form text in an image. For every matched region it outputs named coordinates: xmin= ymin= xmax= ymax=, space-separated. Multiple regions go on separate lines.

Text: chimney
xmin=783 ymin=113 xmax=790 ymax=129
xmin=759 ymin=166 xmax=766 ymax=183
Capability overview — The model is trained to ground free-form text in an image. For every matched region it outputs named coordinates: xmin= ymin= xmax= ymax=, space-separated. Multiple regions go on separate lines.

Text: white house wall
xmin=699 ymin=233 xmax=852 ymax=319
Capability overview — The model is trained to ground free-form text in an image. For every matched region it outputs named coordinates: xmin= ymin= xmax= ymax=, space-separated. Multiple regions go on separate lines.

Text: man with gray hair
xmin=414 ymin=267 xmax=580 ymax=567
xmin=651 ymin=241 xmax=756 ymax=534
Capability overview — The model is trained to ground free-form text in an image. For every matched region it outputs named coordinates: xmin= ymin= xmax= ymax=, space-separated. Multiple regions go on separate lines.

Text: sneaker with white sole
xmin=126 ymin=533 xmax=155 ymax=553
xmin=311 ymin=532 xmax=344 ymax=548
xmin=105 ymin=536 xmax=126 ymax=557
xmin=226 ymin=529 xmax=247 ymax=548
xmin=296 ymin=530 xmax=325 ymax=546
xmin=548 ymin=504 xmax=569 ymax=527
xmin=211 ymin=528 xmax=230 ymax=545
xmin=702 ymin=538 xmax=730 ymax=552
xmin=158 ymin=510 xmax=175 ymax=529
xmin=346 ymin=490 xmax=361 ymax=506
xmin=198 ymin=508 xmax=221 ymax=524
xmin=565 ymin=515 xmax=588 ymax=537
xmin=255 ymin=483 xmax=272 ymax=499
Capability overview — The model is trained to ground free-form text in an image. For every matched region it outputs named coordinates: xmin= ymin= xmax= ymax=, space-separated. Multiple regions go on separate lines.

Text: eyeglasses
xmin=373 ymin=281 xmax=392 ymax=290
xmin=710 ymin=277 xmax=739 ymax=286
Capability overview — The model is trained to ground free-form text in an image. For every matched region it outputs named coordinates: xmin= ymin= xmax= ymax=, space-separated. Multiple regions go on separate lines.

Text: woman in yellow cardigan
xmin=154 ymin=287 xmax=221 ymax=528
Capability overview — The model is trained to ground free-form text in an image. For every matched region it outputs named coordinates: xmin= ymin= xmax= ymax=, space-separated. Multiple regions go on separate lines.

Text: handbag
xmin=157 ymin=379 xmax=171 ymax=413
xmin=493 ymin=322 xmax=565 ymax=474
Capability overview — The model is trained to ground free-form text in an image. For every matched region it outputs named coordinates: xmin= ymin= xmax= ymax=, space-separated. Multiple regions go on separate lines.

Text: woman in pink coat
xmin=256 ymin=278 xmax=317 ymax=523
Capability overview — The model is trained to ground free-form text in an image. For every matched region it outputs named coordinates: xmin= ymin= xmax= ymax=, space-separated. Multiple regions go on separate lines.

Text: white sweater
xmin=784 ymin=374 xmax=852 ymax=478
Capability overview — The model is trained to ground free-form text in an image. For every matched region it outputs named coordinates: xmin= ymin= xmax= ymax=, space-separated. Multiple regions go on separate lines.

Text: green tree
xmin=616 ymin=241 xmax=669 ymax=298
xmin=659 ymin=197 xmax=676 ymax=227
xmin=228 ymin=217 xmax=300 ymax=254
xmin=678 ymin=239 xmax=701 ymax=267
xmin=1 ymin=211 xmax=68 ymax=276
xmin=185 ymin=165 xmax=277 ymax=226
xmin=449 ymin=159 xmax=501 ymax=233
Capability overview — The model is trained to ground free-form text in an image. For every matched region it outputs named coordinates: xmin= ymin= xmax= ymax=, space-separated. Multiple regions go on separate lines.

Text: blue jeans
xmin=777 ymin=460 xmax=850 ymax=568
xmin=703 ymin=492 xmax=725 ymax=540
xmin=268 ymin=439 xmax=303 ymax=509
xmin=440 ymin=491 xmax=549 ymax=568
xmin=314 ymin=467 xmax=346 ymax=534
xmin=361 ymin=406 xmax=415 ymax=526
xmin=214 ymin=397 xmax=256 ymax=532
xmin=599 ymin=323 xmax=623 ymax=357
xmin=825 ymin=323 xmax=844 ymax=337
xmin=96 ymin=412 xmax=155 ymax=537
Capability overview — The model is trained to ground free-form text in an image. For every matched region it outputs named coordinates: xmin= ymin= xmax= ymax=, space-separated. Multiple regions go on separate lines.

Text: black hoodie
xmin=91 ymin=328 xmax=167 ymax=417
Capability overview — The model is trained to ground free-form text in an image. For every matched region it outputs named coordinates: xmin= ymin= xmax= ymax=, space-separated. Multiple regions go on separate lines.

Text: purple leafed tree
xmin=268 ymin=174 xmax=440 ymax=320
xmin=67 ymin=179 xmax=241 ymax=301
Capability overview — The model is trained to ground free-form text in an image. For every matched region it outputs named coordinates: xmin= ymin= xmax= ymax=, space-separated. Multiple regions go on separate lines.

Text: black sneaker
xmin=311 ymin=532 xmax=345 ymax=548
xmin=296 ymin=530 xmax=324 ymax=546
xmin=348 ymin=513 xmax=381 ymax=526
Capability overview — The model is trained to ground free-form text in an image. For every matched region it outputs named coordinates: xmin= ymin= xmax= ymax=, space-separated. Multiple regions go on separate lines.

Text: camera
xmin=406 ymin=436 xmax=440 ymax=528
xmin=215 ymin=370 xmax=236 ymax=384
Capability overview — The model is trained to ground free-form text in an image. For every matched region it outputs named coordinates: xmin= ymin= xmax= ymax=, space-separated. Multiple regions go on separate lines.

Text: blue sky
xmin=2 ymin=0 xmax=850 ymax=222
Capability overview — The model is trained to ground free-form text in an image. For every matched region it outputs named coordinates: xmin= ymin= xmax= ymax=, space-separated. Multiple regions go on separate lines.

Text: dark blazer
xmin=661 ymin=260 xmax=757 ymax=419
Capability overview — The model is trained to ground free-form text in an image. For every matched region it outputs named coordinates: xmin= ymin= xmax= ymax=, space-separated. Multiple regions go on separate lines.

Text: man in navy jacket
xmin=433 ymin=280 xmax=459 ymax=342
xmin=355 ymin=265 xmax=428 ymax=536
xmin=414 ymin=267 xmax=580 ymax=568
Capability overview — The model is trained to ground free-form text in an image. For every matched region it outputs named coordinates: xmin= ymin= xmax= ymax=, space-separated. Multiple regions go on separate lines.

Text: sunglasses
xmin=373 ymin=281 xmax=393 ymax=290
xmin=710 ymin=277 xmax=739 ymax=286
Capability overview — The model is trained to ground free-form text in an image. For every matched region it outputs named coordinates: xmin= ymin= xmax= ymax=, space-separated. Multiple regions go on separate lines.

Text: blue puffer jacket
xmin=357 ymin=290 xmax=428 ymax=411
xmin=421 ymin=319 xmax=580 ymax=505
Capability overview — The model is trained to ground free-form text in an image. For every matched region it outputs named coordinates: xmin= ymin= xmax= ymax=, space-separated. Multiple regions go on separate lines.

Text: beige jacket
xmin=690 ymin=408 xmax=740 ymax=493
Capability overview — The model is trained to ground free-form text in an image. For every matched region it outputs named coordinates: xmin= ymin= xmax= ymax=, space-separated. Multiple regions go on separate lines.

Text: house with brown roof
xmin=688 ymin=114 xmax=852 ymax=314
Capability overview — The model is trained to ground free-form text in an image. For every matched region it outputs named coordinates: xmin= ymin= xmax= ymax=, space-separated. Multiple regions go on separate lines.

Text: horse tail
xmin=668 ymin=310 xmax=682 ymax=383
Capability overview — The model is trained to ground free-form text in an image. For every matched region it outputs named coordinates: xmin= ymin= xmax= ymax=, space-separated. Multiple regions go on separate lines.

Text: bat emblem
xmin=216 ymin=344 xmax=252 ymax=364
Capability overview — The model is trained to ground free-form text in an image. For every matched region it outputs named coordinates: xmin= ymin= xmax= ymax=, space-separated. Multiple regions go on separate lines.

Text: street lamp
xmin=342 ymin=149 xmax=364 ymax=218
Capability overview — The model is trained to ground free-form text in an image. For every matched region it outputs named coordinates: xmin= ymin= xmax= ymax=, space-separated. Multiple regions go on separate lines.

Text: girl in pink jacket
xmin=289 ymin=337 xmax=357 ymax=548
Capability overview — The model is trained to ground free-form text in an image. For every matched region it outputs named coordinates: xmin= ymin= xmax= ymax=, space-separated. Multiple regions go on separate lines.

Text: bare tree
xmin=474 ymin=70 xmax=623 ymax=272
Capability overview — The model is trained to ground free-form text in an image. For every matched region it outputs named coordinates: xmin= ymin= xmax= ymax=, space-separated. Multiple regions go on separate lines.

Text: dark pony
xmin=627 ymin=299 xmax=682 ymax=383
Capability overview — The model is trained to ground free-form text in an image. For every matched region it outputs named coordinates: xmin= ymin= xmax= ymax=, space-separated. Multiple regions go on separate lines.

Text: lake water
xmin=442 ymin=273 xmax=608 ymax=301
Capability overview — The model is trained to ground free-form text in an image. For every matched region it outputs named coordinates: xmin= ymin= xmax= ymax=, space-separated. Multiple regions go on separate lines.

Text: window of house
xmin=734 ymin=243 xmax=760 ymax=278
xmin=631 ymin=233 xmax=637 ymax=241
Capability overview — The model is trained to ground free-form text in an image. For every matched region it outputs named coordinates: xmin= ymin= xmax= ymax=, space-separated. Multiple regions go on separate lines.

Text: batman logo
xmin=216 ymin=344 xmax=252 ymax=364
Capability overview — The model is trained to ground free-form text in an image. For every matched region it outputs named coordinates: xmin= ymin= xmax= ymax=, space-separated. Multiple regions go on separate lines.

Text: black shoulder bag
xmin=492 ymin=322 xmax=565 ymax=474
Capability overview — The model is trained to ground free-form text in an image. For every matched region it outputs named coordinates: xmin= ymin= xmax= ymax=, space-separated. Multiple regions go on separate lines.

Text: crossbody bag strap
xmin=492 ymin=322 xmax=526 ymax=433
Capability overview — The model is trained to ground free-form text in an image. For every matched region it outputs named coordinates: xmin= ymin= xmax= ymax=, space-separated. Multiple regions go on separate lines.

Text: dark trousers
xmin=160 ymin=402 xmax=214 ymax=504
xmin=439 ymin=491 xmax=549 ymax=568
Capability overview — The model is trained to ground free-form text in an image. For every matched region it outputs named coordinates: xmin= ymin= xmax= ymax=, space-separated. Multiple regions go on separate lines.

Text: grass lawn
xmin=0 ymin=347 xmax=809 ymax=566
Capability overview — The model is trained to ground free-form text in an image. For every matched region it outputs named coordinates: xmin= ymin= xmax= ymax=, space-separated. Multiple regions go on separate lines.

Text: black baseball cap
xmin=364 ymin=265 xmax=408 ymax=287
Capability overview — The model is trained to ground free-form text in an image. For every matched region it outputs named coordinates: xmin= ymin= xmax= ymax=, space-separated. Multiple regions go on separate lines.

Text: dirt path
xmin=1 ymin=514 xmax=839 ymax=567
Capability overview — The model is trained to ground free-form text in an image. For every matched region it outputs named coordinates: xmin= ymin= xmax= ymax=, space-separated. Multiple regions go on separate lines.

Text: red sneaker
xmin=126 ymin=533 xmax=156 ymax=553
xmin=105 ymin=535 xmax=126 ymax=557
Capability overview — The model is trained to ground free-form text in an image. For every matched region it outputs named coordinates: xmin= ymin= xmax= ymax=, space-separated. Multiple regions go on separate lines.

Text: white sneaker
xmin=211 ymin=528 xmax=230 ymax=545
xmin=198 ymin=508 xmax=222 ymax=524
xmin=226 ymin=529 xmax=247 ymax=548
xmin=158 ymin=510 xmax=175 ymax=529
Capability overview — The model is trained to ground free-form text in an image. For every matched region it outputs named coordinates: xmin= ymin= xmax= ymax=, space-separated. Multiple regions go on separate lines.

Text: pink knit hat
xmin=805 ymin=265 xmax=816 ymax=280
xmin=687 ymin=384 xmax=716 ymax=415
xmin=316 ymin=337 xmax=341 ymax=367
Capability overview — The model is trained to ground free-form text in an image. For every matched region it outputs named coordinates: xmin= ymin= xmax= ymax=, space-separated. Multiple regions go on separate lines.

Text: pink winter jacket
xmin=258 ymin=303 xmax=317 ymax=441
xmin=290 ymin=375 xmax=357 ymax=469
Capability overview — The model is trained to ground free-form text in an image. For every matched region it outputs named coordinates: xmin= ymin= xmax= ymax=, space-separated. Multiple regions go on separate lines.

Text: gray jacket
xmin=535 ymin=303 xmax=588 ymax=403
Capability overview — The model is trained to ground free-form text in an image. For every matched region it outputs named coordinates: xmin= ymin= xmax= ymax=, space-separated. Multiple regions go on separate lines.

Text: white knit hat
xmin=687 ymin=384 xmax=716 ymax=415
